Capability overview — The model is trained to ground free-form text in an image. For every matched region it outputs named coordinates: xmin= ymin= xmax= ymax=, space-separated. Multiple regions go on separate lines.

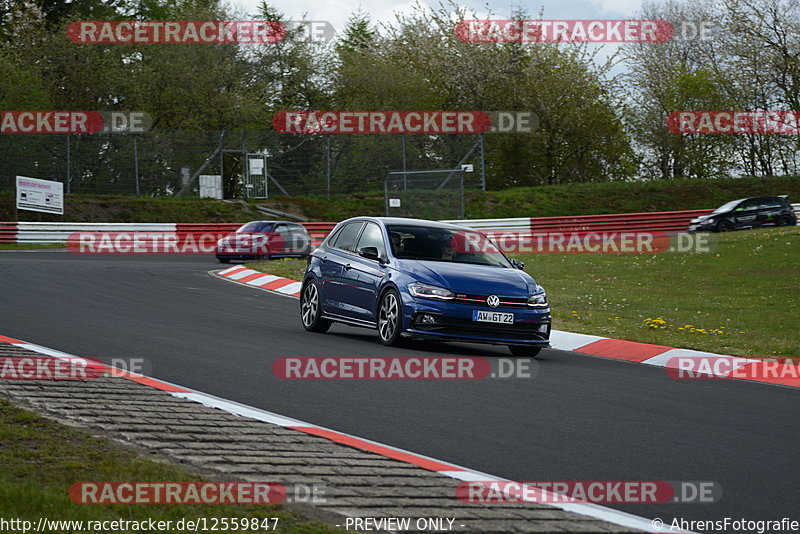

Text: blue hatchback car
xmin=300 ymin=217 xmax=551 ymax=357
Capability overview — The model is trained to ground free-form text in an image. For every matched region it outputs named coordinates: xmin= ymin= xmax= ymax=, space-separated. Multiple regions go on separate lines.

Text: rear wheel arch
xmin=300 ymin=276 xmax=331 ymax=333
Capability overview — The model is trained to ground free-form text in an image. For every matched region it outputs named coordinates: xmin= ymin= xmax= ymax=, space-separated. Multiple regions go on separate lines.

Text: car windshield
xmin=386 ymin=224 xmax=512 ymax=268
xmin=712 ymin=200 xmax=741 ymax=214
xmin=236 ymin=222 xmax=274 ymax=233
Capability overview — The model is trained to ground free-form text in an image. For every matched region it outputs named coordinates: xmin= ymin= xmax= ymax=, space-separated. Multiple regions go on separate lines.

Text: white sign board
xmin=249 ymin=158 xmax=264 ymax=175
xmin=461 ymin=164 xmax=474 ymax=172
xmin=199 ymin=175 xmax=223 ymax=199
xmin=16 ymin=176 xmax=64 ymax=215
xmin=388 ymin=198 xmax=401 ymax=208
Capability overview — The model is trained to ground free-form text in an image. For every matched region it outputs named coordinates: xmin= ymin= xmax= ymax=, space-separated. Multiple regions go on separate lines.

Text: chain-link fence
xmin=385 ymin=170 xmax=466 ymax=220
xmin=0 ymin=130 xmax=486 ymax=199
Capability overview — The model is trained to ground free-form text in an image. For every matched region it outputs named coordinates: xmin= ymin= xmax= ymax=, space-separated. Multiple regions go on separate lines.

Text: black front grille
xmin=452 ymin=293 xmax=529 ymax=308
xmin=413 ymin=314 xmax=549 ymax=341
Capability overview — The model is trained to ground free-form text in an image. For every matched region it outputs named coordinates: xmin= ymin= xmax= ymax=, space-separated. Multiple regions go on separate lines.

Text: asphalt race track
xmin=2 ymin=251 xmax=798 ymax=530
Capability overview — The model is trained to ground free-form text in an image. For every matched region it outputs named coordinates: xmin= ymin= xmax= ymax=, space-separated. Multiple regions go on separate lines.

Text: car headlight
xmin=408 ymin=283 xmax=454 ymax=300
xmin=527 ymin=292 xmax=548 ymax=308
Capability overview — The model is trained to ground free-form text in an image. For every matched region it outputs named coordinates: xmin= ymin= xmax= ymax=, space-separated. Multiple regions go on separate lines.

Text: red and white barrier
xmin=443 ymin=209 xmax=715 ymax=235
xmin=2 ymin=204 xmax=798 ymax=245
xmin=0 ymin=222 xmax=333 ymax=247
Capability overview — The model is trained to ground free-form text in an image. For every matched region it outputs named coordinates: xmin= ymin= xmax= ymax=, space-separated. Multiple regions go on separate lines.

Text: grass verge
xmin=0 ymin=397 xmax=340 ymax=533
xmin=0 ymin=243 xmax=66 ymax=250
xmin=246 ymin=227 xmax=799 ymax=358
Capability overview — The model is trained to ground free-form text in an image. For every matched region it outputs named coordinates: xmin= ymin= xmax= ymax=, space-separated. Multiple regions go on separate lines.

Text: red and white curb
xmin=549 ymin=331 xmax=800 ymax=389
xmin=215 ymin=265 xmax=302 ymax=297
xmin=0 ymin=332 xmax=683 ymax=533
xmin=215 ymin=265 xmax=799 ymax=390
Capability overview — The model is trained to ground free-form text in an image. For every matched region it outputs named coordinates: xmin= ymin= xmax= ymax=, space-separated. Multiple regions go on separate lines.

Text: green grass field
xmin=247 ymin=226 xmax=799 ymax=359
xmin=0 ymin=398 xmax=339 ymax=533
xmin=0 ymin=243 xmax=66 ymax=250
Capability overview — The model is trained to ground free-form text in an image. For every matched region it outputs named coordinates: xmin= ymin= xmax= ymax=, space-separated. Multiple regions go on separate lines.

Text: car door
xmin=758 ymin=198 xmax=782 ymax=226
xmin=287 ymin=224 xmax=311 ymax=255
xmin=318 ymin=221 xmax=364 ymax=316
xmin=732 ymin=199 xmax=760 ymax=229
xmin=338 ymin=222 xmax=388 ymax=323
xmin=271 ymin=223 xmax=290 ymax=256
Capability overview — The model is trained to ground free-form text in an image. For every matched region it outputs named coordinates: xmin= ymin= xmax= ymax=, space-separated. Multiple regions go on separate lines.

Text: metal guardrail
xmin=0 ymin=221 xmax=336 ymax=247
xmin=446 ymin=206 xmax=800 ymax=233
xmin=444 ymin=209 xmax=715 ymax=234
xmin=13 ymin=223 xmax=178 ymax=243
xmin=438 ymin=217 xmax=531 ymax=231
xmin=2 ymin=205 xmax=798 ymax=245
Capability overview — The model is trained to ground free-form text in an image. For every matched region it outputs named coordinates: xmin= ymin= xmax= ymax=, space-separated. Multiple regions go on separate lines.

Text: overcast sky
xmin=231 ymin=0 xmax=647 ymax=37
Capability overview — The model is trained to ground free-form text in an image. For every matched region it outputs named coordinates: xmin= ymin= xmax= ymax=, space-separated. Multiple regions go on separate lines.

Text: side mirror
xmin=358 ymin=246 xmax=380 ymax=261
xmin=510 ymin=258 xmax=525 ymax=270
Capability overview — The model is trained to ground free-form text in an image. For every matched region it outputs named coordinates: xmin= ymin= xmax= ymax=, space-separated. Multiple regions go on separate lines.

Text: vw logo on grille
xmin=486 ymin=295 xmax=500 ymax=308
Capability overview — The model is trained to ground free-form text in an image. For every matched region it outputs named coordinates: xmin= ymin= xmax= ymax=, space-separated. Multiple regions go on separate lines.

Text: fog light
xmin=419 ymin=314 xmax=437 ymax=324
xmin=538 ymin=324 xmax=550 ymax=333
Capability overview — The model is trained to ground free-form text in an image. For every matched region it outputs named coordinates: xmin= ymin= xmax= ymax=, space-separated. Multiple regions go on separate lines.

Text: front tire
xmin=301 ymin=279 xmax=331 ymax=333
xmin=378 ymin=289 xmax=404 ymax=346
xmin=715 ymin=220 xmax=733 ymax=232
xmin=508 ymin=345 xmax=542 ymax=358
xmin=777 ymin=215 xmax=794 ymax=227
xmin=217 ymin=257 xmax=230 ymax=264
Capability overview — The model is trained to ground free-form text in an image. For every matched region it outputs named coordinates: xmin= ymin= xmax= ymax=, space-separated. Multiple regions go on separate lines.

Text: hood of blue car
xmin=396 ymin=260 xmax=539 ymax=296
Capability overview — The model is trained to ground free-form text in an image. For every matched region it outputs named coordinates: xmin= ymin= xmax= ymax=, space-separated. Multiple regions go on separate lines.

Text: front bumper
xmin=688 ymin=222 xmax=714 ymax=233
xmin=402 ymin=296 xmax=551 ymax=346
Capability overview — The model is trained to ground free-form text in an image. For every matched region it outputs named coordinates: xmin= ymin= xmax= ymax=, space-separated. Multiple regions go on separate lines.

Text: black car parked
xmin=688 ymin=196 xmax=797 ymax=232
